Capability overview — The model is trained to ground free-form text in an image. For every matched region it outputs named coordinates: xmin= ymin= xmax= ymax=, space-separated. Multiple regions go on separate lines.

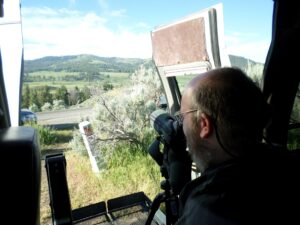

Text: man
xmin=175 ymin=67 xmax=299 ymax=225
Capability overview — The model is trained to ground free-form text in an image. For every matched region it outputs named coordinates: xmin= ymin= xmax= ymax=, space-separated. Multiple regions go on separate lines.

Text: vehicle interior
xmin=0 ymin=0 xmax=299 ymax=224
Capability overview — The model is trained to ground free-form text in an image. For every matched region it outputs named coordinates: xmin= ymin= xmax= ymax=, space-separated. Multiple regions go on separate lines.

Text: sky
xmin=20 ymin=0 xmax=274 ymax=63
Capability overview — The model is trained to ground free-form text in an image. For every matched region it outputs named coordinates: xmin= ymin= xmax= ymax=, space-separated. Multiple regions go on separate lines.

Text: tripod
xmin=145 ymin=151 xmax=179 ymax=225
xmin=146 ymin=111 xmax=192 ymax=224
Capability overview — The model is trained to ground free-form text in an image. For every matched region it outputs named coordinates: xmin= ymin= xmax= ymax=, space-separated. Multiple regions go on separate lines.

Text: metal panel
xmin=152 ymin=18 xmax=208 ymax=67
xmin=0 ymin=0 xmax=23 ymax=126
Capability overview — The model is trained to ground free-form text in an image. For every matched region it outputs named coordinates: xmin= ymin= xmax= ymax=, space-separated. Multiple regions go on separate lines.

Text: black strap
xmin=45 ymin=153 xmax=73 ymax=225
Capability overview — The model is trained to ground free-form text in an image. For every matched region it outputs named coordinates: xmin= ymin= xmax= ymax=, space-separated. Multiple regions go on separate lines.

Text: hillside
xmin=24 ymin=54 xmax=263 ymax=81
xmin=24 ymin=54 xmax=147 ymax=74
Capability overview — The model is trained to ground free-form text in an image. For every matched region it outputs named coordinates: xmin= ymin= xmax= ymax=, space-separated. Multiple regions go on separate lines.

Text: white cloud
xmin=225 ymin=33 xmax=271 ymax=63
xmin=21 ymin=7 xmax=152 ymax=60
xmin=21 ymin=7 xmax=270 ymax=63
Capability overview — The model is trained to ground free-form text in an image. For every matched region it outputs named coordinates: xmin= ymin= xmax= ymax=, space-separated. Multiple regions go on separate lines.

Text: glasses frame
xmin=174 ymin=109 xmax=199 ymax=125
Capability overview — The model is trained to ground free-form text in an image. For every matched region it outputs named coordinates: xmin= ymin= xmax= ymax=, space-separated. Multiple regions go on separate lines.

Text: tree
xmin=41 ymin=102 xmax=52 ymax=111
xmin=22 ymin=84 xmax=31 ymax=108
xmin=91 ymin=62 xmax=163 ymax=154
xmin=103 ymin=81 xmax=113 ymax=91
xmin=69 ymin=86 xmax=80 ymax=105
xmin=29 ymin=103 xmax=39 ymax=112
xmin=54 ymin=85 xmax=69 ymax=106
xmin=52 ymin=99 xmax=66 ymax=110
xmin=38 ymin=85 xmax=53 ymax=106
xmin=80 ymin=86 xmax=91 ymax=102
xmin=30 ymin=89 xmax=41 ymax=110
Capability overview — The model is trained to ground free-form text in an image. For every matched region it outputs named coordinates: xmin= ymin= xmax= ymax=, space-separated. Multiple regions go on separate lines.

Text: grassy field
xmin=24 ymin=81 xmax=94 ymax=89
xmin=23 ymin=71 xmax=131 ymax=90
xmin=27 ymin=71 xmax=81 ymax=77
xmin=175 ymin=74 xmax=199 ymax=91
xmin=37 ymin=126 xmax=161 ymax=224
xmin=27 ymin=70 xmax=130 ymax=78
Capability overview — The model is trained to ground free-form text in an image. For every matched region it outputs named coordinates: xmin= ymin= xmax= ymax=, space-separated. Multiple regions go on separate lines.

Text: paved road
xmin=37 ymin=107 xmax=93 ymax=126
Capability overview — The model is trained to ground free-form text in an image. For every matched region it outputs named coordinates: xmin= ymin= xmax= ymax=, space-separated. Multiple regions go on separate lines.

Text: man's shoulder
xmin=178 ymin=144 xmax=300 ymax=225
xmin=179 ymin=161 xmax=241 ymax=207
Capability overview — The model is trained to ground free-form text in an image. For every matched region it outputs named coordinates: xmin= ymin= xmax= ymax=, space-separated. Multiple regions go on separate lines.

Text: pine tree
xmin=22 ymin=84 xmax=31 ymax=108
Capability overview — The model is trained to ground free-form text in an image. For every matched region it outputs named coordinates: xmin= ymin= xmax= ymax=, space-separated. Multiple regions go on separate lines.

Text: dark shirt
xmin=176 ymin=144 xmax=300 ymax=225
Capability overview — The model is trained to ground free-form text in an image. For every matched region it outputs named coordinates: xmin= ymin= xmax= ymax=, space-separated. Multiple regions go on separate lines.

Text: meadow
xmin=23 ymin=71 xmax=131 ymax=90
xmin=24 ymin=55 xmax=300 ymax=224
xmin=23 ymin=57 xmax=162 ymax=223
xmin=34 ymin=124 xmax=162 ymax=224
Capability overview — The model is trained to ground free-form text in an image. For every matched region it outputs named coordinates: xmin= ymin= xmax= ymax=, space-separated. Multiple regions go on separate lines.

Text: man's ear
xmin=199 ymin=113 xmax=213 ymax=138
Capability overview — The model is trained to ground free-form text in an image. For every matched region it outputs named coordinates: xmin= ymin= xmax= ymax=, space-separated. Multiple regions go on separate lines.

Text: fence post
xmin=79 ymin=121 xmax=100 ymax=173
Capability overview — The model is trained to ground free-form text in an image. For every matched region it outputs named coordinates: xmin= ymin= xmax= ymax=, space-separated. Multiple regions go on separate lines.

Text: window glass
xmin=176 ymin=56 xmax=265 ymax=95
xmin=17 ymin=1 xmax=275 ymax=224
xmin=288 ymin=84 xmax=300 ymax=150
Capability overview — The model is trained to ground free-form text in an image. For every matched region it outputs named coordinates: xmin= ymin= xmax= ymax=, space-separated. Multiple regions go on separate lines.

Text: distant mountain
xmin=24 ymin=54 xmax=147 ymax=74
xmin=24 ymin=54 xmax=263 ymax=80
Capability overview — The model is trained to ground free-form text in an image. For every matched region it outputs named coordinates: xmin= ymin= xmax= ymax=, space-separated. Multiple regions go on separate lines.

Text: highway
xmin=36 ymin=107 xmax=93 ymax=126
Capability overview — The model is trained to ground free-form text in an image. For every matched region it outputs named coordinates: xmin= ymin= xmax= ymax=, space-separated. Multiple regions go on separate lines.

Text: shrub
xmin=52 ymin=99 xmax=66 ymax=110
xmin=41 ymin=102 xmax=52 ymax=111
xmin=29 ymin=103 xmax=39 ymax=112
xmin=68 ymin=129 xmax=88 ymax=157
xmin=91 ymin=63 xmax=162 ymax=160
xmin=26 ymin=123 xmax=57 ymax=146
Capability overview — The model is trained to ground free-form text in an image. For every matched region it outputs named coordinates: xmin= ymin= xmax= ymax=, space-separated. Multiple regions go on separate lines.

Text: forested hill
xmin=24 ymin=54 xmax=147 ymax=74
xmin=24 ymin=54 xmax=263 ymax=77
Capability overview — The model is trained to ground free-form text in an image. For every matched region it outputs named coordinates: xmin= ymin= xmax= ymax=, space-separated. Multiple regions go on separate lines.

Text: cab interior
xmin=0 ymin=0 xmax=299 ymax=224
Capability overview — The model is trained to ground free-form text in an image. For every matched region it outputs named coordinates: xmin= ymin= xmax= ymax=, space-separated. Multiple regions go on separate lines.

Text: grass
xmin=27 ymin=71 xmax=81 ymax=77
xmin=39 ymin=127 xmax=162 ymax=224
xmin=25 ymin=70 xmax=129 ymax=79
xmin=288 ymin=129 xmax=300 ymax=150
xmin=23 ymin=81 xmax=94 ymax=89
xmin=39 ymin=123 xmax=300 ymax=224
xmin=26 ymin=71 xmax=130 ymax=80
xmin=66 ymin=149 xmax=161 ymax=208
xmin=23 ymin=71 xmax=131 ymax=90
xmin=175 ymin=74 xmax=199 ymax=91
xmin=40 ymin=129 xmax=74 ymax=157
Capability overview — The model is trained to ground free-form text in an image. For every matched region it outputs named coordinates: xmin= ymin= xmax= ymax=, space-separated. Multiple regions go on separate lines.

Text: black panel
xmin=0 ymin=127 xmax=41 ymax=225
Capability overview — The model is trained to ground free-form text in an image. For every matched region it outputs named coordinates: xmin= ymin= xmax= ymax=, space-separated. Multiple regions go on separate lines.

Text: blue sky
xmin=21 ymin=0 xmax=274 ymax=63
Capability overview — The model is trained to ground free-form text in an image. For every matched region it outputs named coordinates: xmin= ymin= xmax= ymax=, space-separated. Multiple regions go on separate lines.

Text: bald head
xmin=186 ymin=67 xmax=250 ymax=94
xmin=182 ymin=67 xmax=270 ymax=150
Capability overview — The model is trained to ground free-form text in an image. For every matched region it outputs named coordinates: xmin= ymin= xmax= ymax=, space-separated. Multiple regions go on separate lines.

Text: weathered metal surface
xmin=152 ymin=18 xmax=208 ymax=67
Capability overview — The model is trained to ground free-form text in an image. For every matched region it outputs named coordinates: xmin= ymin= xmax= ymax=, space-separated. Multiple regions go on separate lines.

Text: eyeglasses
xmin=174 ymin=109 xmax=199 ymax=125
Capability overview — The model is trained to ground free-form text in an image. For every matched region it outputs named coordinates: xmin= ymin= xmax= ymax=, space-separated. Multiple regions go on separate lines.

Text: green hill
xmin=24 ymin=54 xmax=147 ymax=74
xmin=24 ymin=54 xmax=263 ymax=83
